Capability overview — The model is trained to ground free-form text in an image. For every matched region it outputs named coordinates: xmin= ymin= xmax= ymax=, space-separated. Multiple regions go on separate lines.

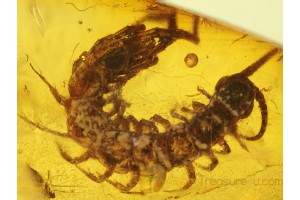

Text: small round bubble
xmin=184 ymin=53 xmax=198 ymax=67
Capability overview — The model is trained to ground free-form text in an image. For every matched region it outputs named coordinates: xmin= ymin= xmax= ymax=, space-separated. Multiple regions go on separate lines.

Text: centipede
xmin=18 ymin=12 xmax=279 ymax=195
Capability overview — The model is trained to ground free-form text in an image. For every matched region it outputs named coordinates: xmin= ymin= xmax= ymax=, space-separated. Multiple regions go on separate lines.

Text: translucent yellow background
xmin=18 ymin=0 xmax=282 ymax=199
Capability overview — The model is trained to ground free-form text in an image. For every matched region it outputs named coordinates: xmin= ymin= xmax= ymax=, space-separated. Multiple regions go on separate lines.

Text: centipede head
xmin=213 ymin=72 xmax=268 ymax=141
xmin=213 ymin=74 xmax=256 ymax=121
xmin=211 ymin=49 xmax=279 ymax=141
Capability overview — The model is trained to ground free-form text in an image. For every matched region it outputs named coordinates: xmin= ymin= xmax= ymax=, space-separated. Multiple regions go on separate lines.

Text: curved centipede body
xmin=19 ymin=11 xmax=279 ymax=194
xmin=22 ymin=48 xmax=277 ymax=195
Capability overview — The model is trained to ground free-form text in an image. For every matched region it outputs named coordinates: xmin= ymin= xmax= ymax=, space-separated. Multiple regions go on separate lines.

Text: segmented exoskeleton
xmin=20 ymin=46 xmax=278 ymax=195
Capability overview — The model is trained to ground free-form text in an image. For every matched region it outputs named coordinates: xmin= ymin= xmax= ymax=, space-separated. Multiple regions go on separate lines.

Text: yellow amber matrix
xmin=18 ymin=0 xmax=282 ymax=199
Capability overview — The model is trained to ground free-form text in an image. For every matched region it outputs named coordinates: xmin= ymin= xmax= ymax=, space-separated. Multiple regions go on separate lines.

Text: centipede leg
xmin=111 ymin=99 xmax=131 ymax=131
xmin=105 ymin=91 xmax=128 ymax=117
xmin=111 ymin=98 xmax=132 ymax=131
xmin=192 ymin=101 xmax=206 ymax=112
xmin=229 ymin=125 xmax=249 ymax=152
xmin=193 ymin=15 xmax=199 ymax=37
xmin=181 ymin=107 xmax=193 ymax=114
xmin=121 ymin=116 xmax=159 ymax=133
xmin=161 ymin=163 xmax=195 ymax=192
xmin=141 ymin=165 xmax=167 ymax=194
xmin=181 ymin=101 xmax=206 ymax=114
xmin=58 ymin=147 xmax=92 ymax=164
xmin=182 ymin=163 xmax=196 ymax=190
xmin=114 ymin=116 xmax=130 ymax=131
xmin=213 ymin=139 xmax=231 ymax=154
xmin=140 ymin=119 xmax=159 ymax=133
xmin=198 ymin=152 xmax=219 ymax=171
xmin=165 ymin=163 xmax=196 ymax=192
xmin=150 ymin=114 xmax=172 ymax=130
xmin=127 ymin=115 xmax=142 ymax=132
xmin=76 ymin=165 xmax=114 ymax=183
xmin=197 ymin=87 xmax=212 ymax=100
xmin=168 ymin=12 xmax=177 ymax=30
xmin=106 ymin=170 xmax=140 ymax=193
xmin=171 ymin=110 xmax=188 ymax=123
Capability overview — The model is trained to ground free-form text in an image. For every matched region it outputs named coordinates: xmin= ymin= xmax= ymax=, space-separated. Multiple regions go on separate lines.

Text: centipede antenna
xmin=242 ymin=88 xmax=268 ymax=141
xmin=240 ymin=48 xmax=278 ymax=77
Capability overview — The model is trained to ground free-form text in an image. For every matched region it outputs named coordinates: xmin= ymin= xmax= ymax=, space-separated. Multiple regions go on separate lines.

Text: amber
xmin=18 ymin=0 xmax=282 ymax=199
